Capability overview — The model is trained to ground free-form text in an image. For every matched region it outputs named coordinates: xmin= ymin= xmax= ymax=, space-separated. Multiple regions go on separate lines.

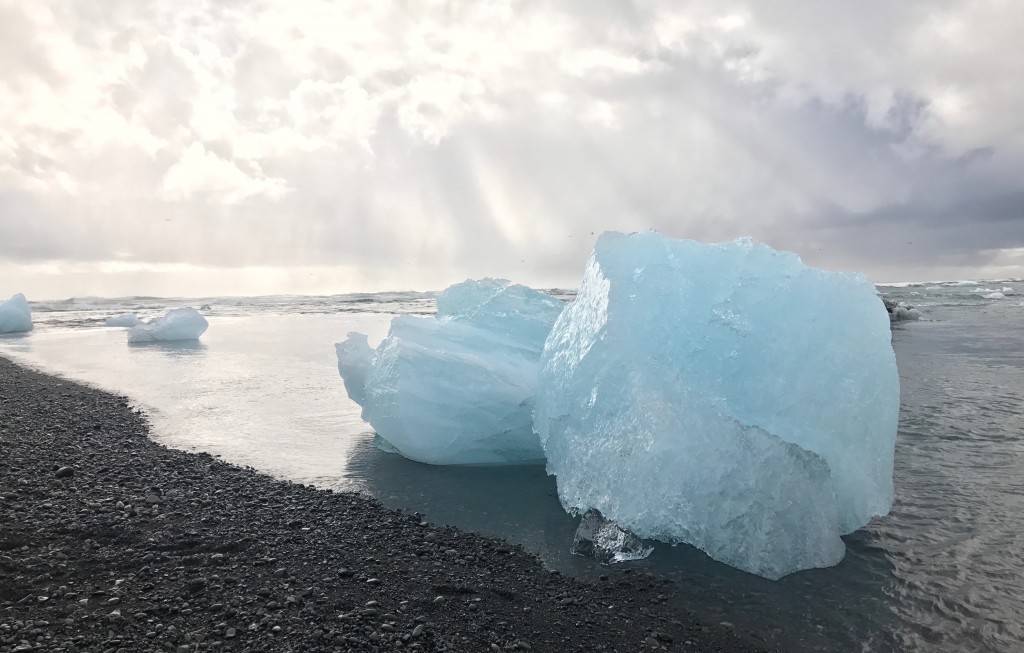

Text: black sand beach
xmin=0 ymin=356 xmax=767 ymax=653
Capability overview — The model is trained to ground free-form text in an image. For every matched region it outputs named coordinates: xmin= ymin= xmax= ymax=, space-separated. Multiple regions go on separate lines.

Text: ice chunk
xmin=883 ymin=298 xmax=921 ymax=321
xmin=571 ymin=509 xmax=653 ymax=564
xmin=535 ymin=231 xmax=899 ymax=579
xmin=336 ymin=278 xmax=564 ymax=465
xmin=127 ymin=307 xmax=208 ymax=343
xmin=105 ymin=313 xmax=141 ymax=327
xmin=336 ymin=332 xmax=372 ymax=405
xmin=0 ymin=293 xmax=33 ymax=334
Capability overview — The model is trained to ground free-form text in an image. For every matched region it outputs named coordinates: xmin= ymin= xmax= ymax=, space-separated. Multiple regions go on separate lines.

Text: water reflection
xmin=128 ymin=340 xmax=208 ymax=356
xmin=338 ymin=430 xmax=898 ymax=651
xmin=0 ymin=332 xmax=33 ymax=356
xmin=339 ymin=435 xmax=594 ymax=570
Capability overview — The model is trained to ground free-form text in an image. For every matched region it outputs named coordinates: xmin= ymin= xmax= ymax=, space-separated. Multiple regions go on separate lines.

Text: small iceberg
xmin=883 ymin=298 xmax=922 ymax=321
xmin=105 ymin=313 xmax=142 ymax=327
xmin=336 ymin=278 xmax=564 ymax=465
xmin=127 ymin=307 xmax=208 ymax=343
xmin=571 ymin=509 xmax=653 ymax=564
xmin=0 ymin=293 xmax=33 ymax=333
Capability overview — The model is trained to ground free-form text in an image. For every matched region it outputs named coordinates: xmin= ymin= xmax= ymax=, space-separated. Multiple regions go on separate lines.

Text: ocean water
xmin=1 ymin=281 xmax=1022 ymax=652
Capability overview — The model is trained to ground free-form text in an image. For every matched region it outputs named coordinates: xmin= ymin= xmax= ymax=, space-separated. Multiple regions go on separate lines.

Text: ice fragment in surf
xmin=571 ymin=509 xmax=653 ymax=564
xmin=883 ymin=298 xmax=921 ymax=322
xmin=105 ymin=313 xmax=141 ymax=327
xmin=127 ymin=307 xmax=208 ymax=343
xmin=534 ymin=231 xmax=899 ymax=579
xmin=0 ymin=293 xmax=32 ymax=333
xmin=336 ymin=278 xmax=564 ymax=465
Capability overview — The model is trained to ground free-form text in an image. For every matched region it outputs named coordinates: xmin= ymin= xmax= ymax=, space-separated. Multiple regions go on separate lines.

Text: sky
xmin=1 ymin=0 xmax=1023 ymax=299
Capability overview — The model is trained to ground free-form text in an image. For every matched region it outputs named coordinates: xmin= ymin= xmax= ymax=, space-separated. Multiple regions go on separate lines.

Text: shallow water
xmin=2 ymin=282 xmax=1022 ymax=651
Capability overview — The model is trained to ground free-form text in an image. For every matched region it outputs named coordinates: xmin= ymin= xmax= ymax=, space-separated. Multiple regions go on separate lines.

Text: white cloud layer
xmin=1 ymin=0 xmax=1022 ymax=297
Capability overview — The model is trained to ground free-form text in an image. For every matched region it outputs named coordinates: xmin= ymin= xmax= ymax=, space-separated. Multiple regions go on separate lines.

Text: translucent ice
xmin=571 ymin=509 xmax=653 ymax=564
xmin=336 ymin=278 xmax=564 ymax=465
xmin=127 ymin=307 xmax=208 ymax=343
xmin=535 ymin=231 xmax=899 ymax=579
xmin=105 ymin=313 xmax=141 ymax=327
xmin=0 ymin=293 xmax=33 ymax=333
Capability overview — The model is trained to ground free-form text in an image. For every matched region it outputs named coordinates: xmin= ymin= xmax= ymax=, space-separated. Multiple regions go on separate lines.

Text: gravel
xmin=0 ymin=356 xmax=769 ymax=652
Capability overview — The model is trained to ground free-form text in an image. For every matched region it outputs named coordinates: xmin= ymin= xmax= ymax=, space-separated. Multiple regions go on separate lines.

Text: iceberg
xmin=336 ymin=278 xmax=564 ymax=465
xmin=883 ymin=298 xmax=922 ymax=321
xmin=127 ymin=307 xmax=208 ymax=343
xmin=534 ymin=231 xmax=899 ymax=579
xmin=0 ymin=293 xmax=33 ymax=333
xmin=105 ymin=313 xmax=141 ymax=327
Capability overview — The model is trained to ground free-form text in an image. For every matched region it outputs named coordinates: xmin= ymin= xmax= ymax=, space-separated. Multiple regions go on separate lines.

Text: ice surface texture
xmin=105 ymin=313 xmax=141 ymax=327
xmin=571 ymin=509 xmax=653 ymax=564
xmin=0 ymin=294 xmax=33 ymax=333
xmin=534 ymin=231 xmax=899 ymax=579
xmin=337 ymin=279 xmax=564 ymax=465
xmin=127 ymin=307 xmax=208 ymax=343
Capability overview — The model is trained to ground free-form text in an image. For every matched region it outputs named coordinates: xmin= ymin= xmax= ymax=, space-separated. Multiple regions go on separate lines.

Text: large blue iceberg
xmin=336 ymin=279 xmax=564 ymax=465
xmin=534 ymin=232 xmax=899 ymax=579
xmin=0 ymin=293 xmax=33 ymax=334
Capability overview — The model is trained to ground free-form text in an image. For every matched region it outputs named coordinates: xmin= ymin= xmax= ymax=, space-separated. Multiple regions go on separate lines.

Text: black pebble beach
xmin=0 ymin=356 xmax=767 ymax=653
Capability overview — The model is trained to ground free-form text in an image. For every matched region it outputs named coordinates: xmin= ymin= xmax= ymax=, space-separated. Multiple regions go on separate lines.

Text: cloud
xmin=0 ymin=0 xmax=1022 ymax=298
xmin=161 ymin=141 xmax=290 ymax=203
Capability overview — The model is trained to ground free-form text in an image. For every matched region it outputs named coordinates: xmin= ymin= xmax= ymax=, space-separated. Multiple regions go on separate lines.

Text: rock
xmin=54 ymin=466 xmax=75 ymax=479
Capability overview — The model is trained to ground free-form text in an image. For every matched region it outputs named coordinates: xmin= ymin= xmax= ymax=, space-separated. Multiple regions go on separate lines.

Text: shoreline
xmin=0 ymin=356 xmax=767 ymax=653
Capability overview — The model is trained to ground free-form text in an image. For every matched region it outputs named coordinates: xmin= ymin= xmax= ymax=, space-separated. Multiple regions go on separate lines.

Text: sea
xmin=1 ymin=280 xmax=1022 ymax=652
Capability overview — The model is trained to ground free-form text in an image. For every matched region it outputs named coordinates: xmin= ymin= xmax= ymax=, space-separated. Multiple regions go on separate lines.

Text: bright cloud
xmin=0 ymin=0 xmax=1022 ymax=298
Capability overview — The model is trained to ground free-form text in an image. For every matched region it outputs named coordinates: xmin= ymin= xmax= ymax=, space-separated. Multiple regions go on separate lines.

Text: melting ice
xmin=0 ymin=294 xmax=33 ymax=334
xmin=534 ymin=231 xmax=899 ymax=579
xmin=336 ymin=279 xmax=564 ymax=465
xmin=127 ymin=307 xmax=208 ymax=343
xmin=106 ymin=313 xmax=141 ymax=327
